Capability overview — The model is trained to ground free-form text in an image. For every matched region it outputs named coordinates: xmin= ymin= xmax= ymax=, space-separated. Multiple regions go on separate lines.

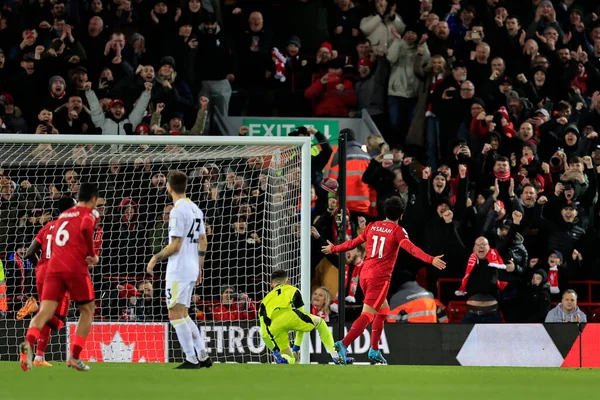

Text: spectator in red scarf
xmin=310 ymin=286 xmax=332 ymax=322
xmin=570 ymin=56 xmax=600 ymax=97
xmin=331 ymin=247 xmax=364 ymax=318
xmin=456 ymin=237 xmax=512 ymax=323
xmin=212 ymin=285 xmax=256 ymax=321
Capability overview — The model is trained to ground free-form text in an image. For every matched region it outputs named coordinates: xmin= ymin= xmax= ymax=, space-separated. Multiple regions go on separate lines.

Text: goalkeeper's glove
xmin=273 ymin=350 xmax=288 ymax=364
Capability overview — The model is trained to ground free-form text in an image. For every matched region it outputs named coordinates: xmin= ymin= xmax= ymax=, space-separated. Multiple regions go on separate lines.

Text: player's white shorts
xmin=165 ymin=280 xmax=195 ymax=309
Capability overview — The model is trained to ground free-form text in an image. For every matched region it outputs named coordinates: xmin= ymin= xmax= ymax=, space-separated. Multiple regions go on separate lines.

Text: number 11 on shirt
xmin=371 ymin=236 xmax=386 ymax=259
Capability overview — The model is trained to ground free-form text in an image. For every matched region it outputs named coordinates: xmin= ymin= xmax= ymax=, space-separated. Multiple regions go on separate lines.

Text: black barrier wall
xmin=1 ymin=321 xmax=596 ymax=367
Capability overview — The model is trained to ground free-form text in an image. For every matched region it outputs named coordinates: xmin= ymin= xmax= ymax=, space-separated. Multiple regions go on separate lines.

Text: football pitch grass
xmin=2 ymin=362 xmax=600 ymax=400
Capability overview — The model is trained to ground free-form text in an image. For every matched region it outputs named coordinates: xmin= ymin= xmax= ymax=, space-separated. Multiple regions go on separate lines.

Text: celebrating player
xmin=146 ymin=170 xmax=212 ymax=369
xmin=20 ymin=183 xmax=100 ymax=372
xmin=322 ymin=197 xmax=445 ymax=365
xmin=17 ymin=196 xmax=77 ymax=367
xmin=259 ymin=269 xmax=352 ymax=365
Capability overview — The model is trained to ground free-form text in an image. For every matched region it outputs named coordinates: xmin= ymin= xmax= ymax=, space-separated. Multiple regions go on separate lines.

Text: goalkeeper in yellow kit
xmin=259 ymin=269 xmax=353 ymax=364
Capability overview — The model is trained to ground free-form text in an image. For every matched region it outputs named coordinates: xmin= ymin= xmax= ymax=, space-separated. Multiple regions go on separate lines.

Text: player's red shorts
xmin=360 ymin=276 xmax=390 ymax=310
xmin=37 ymin=275 xmax=71 ymax=318
xmin=42 ymin=272 xmax=95 ymax=304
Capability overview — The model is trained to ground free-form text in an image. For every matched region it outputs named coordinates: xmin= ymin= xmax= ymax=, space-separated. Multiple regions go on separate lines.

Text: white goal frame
xmin=1 ymin=134 xmax=313 ymax=365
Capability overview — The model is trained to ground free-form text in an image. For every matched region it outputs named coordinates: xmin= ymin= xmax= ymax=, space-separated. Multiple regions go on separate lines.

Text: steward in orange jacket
xmin=386 ymin=281 xmax=448 ymax=323
xmin=325 ymin=129 xmax=374 ymax=216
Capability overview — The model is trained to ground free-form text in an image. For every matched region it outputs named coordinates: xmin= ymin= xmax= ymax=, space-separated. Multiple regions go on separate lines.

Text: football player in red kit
xmin=322 ymin=197 xmax=445 ymax=365
xmin=20 ymin=183 xmax=100 ymax=372
xmin=18 ymin=196 xmax=77 ymax=367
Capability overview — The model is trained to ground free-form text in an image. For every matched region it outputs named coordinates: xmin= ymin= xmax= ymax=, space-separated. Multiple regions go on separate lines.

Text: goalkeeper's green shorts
xmin=263 ymin=309 xmax=317 ymax=351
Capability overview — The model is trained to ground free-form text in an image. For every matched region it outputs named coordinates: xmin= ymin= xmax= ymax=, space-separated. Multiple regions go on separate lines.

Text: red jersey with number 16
xmin=331 ymin=221 xmax=434 ymax=280
xmin=47 ymin=206 xmax=99 ymax=274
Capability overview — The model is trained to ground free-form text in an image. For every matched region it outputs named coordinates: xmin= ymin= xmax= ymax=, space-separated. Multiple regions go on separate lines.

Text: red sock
xmin=342 ymin=312 xmax=375 ymax=348
xmin=371 ymin=306 xmax=389 ymax=350
xmin=36 ymin=325 xmax=51 ymax=358
xmin=47 ymin=315 xmax=64 ymax=331
xmin=26 ymin=327 xmax=41 ymax=348
xmin=71 ymin=335 xmax=86 ymax=360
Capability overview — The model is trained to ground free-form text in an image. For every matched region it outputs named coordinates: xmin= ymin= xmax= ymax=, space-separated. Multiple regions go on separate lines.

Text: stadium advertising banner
xmin=66 ymin=322 xmax=169 ymax=363
xmin=1 ymin=321 xmax=598 ymax=367
xmin=242 ymin=119 xmax=340 ymax=143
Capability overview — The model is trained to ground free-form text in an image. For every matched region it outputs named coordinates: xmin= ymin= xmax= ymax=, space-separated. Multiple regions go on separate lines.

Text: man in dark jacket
xmin=276 ymin=36 xmax=312 ymax=117
xmin=235 ymin=11 xmax=273 ymax=116
xmin=517 ymin=269 xmax=551 ymax=322
xmin=193 ymin=14 xmax=236 ymax=121
xmin=362 ymin=154 xmax=412 ymax=220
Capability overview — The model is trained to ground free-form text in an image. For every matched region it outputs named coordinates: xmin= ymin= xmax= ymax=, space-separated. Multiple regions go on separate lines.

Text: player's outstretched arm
xmin=321 ymin=230 xmax=368 ymax=255
xmin=147 ymin=236 xmax=183 ymax=275
xmin=400 ymin=239 xmax=446 ymax=270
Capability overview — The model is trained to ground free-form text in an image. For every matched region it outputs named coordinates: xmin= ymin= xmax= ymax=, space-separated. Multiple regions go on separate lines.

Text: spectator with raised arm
xmin=85 ymin=80 xmax=151 ymax=135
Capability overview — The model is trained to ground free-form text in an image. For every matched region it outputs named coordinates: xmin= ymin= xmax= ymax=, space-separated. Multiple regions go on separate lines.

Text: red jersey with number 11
xmin=331 ymin=221 xmax=434 ymax=280
xmin=47 ymin=206 xmax=98 ymax=274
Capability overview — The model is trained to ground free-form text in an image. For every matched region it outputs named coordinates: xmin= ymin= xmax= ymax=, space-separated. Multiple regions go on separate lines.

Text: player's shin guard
xmin=71 ymin=334 xmax=86 ymax=360
xmin=184 ymin=316 xmax=208 ymax=361
xmin=371 ymin=306 xmax=389 ymax=351
xmin=36 ymin=325 xmax=51 ymax=358
xmin=172 ymin=318 xmax=198 ymax=364
xmin=342 ymin=312 xmax=375 ymax=348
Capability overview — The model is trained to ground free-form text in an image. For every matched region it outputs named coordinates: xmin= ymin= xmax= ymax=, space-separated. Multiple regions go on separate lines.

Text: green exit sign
xmin=242 ymin=119 xmax=340 ymax=144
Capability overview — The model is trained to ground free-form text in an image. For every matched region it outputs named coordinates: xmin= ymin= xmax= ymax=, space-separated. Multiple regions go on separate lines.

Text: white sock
xmin=185 ymin=316 xmax=208 ymax=361
xmin=329 ymin=351 xmax=339 ymax=360
xmin=171 ymin=318 xmax=198 ymax=364
xmin=35 ymin=355 xmax=44 ymax=362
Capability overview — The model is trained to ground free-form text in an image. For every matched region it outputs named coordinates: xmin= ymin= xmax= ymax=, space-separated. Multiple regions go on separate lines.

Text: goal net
xmin=0 ymin=135 xmax=311 ymax=364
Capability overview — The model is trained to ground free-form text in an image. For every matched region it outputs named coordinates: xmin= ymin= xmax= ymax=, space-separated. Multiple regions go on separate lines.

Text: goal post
xmin=0 ymin=134 xmax=312 ymax=365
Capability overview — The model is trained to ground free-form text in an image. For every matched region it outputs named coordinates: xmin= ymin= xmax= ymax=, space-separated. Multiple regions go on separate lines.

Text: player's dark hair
xmin=78 ymin=183 xmax=98 ymax=202
xmin=384 ymin=196 xmax=405 ymax=221
xmin=167 ymin=170 xmax=188 ymax=194
xmin=271 ymin=269 xmax=288 ymax=284
xmin=57 ymin=196 xmax=76 ymax=213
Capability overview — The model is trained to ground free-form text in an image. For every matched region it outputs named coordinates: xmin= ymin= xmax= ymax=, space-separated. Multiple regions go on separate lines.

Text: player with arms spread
xmin=322 ymin=197 xmax=446 ymax=365
xmin=259 ymin=269 xmax=350 ymax=364
xmin=146 ymin=170 xmax=212 ymax=370
xmin=17 ymin=196 xmax=76 ymax=367
xmin=20 ymin=184 xmax=100 ymax=372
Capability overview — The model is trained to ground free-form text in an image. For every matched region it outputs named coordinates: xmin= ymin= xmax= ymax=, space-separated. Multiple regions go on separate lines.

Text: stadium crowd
xmin=0 ymin=0 xmax=600 ymax=324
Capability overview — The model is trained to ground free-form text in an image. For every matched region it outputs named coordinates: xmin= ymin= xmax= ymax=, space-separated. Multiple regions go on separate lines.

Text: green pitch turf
xmin=1 ymin=362 xmax=600 ymax=400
